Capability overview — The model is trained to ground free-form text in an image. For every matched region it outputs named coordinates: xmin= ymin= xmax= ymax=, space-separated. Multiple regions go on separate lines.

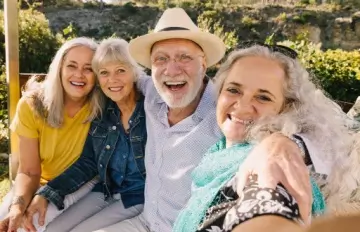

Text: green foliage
xmin=241 ymin=15 xmax=259 ymax=27
xmin=197 ymin=10 xmax=238 ymax=76
xmin=15 ymin=9 xmax=64 ymax=73
xmin=62 ymin=23 xmax=78 ymax=40
xmin=0 ymin=9 xmax=65 ymax=151
xmin=197 ymin=10 xmax=238 ymax=51
xmin=279 ymin=39 xmax=360 ymax=103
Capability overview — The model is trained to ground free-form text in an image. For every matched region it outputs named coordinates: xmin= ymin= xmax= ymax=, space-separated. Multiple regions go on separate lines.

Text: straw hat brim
xmin=129 ymin=30 xmax=226 ymax=69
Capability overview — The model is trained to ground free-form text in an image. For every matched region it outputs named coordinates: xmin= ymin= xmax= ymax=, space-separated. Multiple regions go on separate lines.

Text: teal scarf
xmin=172 ymin=137 xmax=326 ymax=232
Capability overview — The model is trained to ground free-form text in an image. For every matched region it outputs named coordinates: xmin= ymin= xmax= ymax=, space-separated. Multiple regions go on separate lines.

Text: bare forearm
xmin=12 ymin=172 xmax=40 ymax=213
xmin=232 ymin=216 xmax=303 ymax=232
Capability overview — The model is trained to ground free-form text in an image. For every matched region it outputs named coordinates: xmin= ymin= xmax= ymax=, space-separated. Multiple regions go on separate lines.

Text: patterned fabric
xmin=173 ymin=137 xmax=326 ymax=232
xmin=138 ymin=76 xmax=223 ymax=232
xmin=197 ymin=176 xmax=302 ymax=232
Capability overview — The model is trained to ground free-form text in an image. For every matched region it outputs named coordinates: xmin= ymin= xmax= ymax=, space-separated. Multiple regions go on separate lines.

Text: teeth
xmin=230 ymin=115 xmax=252 ymax=125
xmin=71 ymin=81 xmax=85 ymax=86
xmin=165 ymin=81 xmax=186 ymax=86
xmin=109 ymin=87 xmax=122 ymax=91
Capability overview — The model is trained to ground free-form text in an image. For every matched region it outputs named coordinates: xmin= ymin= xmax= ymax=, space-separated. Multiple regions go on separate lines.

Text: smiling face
xmin=61 ymin=45 xmax=96 ymax=102
xmin=97 ymin=62 xmax=135 ymax=103
xmin=150 ymin=39 xmax=207 ymax=109
xmin=216 ymin=56 xmax=286 ymax=146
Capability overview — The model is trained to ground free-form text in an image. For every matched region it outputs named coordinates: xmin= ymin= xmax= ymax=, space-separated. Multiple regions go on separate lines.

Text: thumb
xmin=38 ymin=207 xmax=47 ymax=226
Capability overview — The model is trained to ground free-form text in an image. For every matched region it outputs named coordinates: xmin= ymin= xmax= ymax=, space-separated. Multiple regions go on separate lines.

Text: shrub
xmin=0 ymin=9 xmax=64 ymax=74
xmin=0 ymin=8 xmax=64 ymax=152
xmin=280 ymin=40 xmax=360 ymax=103
xmin=197 ymin=10 xmax=238 ymax=76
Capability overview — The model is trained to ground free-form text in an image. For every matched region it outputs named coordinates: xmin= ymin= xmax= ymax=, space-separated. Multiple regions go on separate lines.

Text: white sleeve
xmin=298 ymin=135 xmax=333 ymax=176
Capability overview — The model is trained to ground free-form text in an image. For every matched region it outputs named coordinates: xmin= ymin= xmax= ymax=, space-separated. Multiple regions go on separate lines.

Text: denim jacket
xmin=37 ymin=96 xmax=147 ymax=210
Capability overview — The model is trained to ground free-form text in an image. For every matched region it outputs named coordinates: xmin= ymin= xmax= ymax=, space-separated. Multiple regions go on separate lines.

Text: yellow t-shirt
xmin=10 ymin=97 xmax=91 ymax=185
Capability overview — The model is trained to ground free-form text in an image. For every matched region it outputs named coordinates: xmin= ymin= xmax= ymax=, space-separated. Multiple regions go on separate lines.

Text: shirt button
xmin=105 ymin=145 xmax=110 ymax=150
xmin=99 ymin=164 xmax=103 ymax=168
xmin=123 ymin=155 xmax=126 ymax=159
xmin=129 ymin=120 xmax=132 ymax=124
xmin=112 ymin=126 xmax=117 ymax=130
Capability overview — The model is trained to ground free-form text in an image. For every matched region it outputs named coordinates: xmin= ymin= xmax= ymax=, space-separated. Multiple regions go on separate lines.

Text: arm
xmin=1 ymin=98 xmax=42 ymax=231
xmin=36 ymin=134 xmax=98 ymax=210
xmin=11 ymin=135 xmax=41 ymax=214
xmin=232 ymin=216 xmax=303 ymax=232
xmin=236 ymin=133 xmax=312 ymax=224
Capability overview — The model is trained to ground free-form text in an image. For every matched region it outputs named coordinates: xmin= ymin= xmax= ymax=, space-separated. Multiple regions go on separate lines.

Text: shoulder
xmin=16 ymin=96 xmax=34 ymax=115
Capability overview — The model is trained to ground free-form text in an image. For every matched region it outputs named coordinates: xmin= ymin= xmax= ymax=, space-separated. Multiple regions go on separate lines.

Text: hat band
xmin=158 ymin=27 xmax=190 ymax=32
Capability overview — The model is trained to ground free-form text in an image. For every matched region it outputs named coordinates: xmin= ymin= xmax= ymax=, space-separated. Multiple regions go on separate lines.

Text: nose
xmin=163 ymin=60 xmax=182 ymax=77
xmin=74 ymin=68 xmax=83 ymax=78
xmin=233 ymin=96 xmax=256 ymax=115
xmin=107 ymin=72 xmax=118 ymax=83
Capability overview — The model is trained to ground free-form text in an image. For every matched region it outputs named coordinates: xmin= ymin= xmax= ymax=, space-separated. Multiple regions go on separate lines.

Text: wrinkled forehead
xmin=151 ymin=38 xmax=203 ymax=55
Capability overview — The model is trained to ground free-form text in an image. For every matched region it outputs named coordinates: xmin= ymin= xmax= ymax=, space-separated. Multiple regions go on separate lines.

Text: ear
xmin=201 ymin=57 xmax=207 ymax=75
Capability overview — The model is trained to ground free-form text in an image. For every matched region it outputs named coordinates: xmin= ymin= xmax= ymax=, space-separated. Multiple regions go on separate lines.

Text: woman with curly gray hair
xmin=173 ymin=42 xmax=357 ymax=232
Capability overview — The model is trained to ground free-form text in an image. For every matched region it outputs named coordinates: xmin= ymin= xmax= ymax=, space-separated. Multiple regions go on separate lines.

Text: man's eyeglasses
xmin=237 ymin=41 xmax=298 ymax=59
xmin=151 ymin=53 xmax=204 ymax=67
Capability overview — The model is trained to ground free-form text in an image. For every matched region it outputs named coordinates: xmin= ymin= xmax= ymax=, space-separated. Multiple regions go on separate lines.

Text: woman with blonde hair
xmin=22 ymin=37 xmax=147 ymax=232
xmin=0 ymin=37 xmax=102 ymax=231
xmin=173 ymin=42 xmax=355 ymax=232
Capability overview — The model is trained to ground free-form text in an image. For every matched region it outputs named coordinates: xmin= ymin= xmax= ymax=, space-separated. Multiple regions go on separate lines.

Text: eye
xmin=83 ymin=67 xmax=93 ymax=73
xmin=226 ymin=87 xmax=240 ymax=94
xmin=116 ymin=68 xmax=126 ymax=74
xmin=178 ymin=54 xmax=193 ymax=63
xmin=256 ymin=95 xmax=272 ymax=102
xmin=153 ymin=56 xmax=168 ymax=64
xmin=67 ymin=64 xmax=77 ymax=69
xmin=99 ymin=70 xmax=108 ymax=76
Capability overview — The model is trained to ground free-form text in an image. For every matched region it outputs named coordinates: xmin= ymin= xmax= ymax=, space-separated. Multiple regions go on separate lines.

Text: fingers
xmin=0 ymin=218 xmax=9 ymax=232
xmin=38 ymin=207 xmax=46 ymax=226
xmin=279 ymin=152 xmax=312 ymax=223
xmin=7 ymin=216 xmax=21 ymax=232
xmin=24 ymin=210 xmax=37 ymax=232
xmin=236 ymin=166 xmax=251 ymax=195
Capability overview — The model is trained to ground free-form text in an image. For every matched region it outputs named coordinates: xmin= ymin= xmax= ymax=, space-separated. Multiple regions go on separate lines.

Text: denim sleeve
xmin=36 ymin=134 xmax=98 ymax=210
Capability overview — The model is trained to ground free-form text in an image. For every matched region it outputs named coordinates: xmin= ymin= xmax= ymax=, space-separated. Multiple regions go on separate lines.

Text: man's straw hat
xmin=129 ymin=8 xmax=226 ymax=69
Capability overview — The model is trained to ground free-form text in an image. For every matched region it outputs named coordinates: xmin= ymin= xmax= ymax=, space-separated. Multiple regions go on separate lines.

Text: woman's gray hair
xmin=214 ymin=45 xmax=355 ymax=167
xmin=92 ymin=37 xmax=143 ymax=82
xmin=23 ymin=37 xmax=103 ymax=128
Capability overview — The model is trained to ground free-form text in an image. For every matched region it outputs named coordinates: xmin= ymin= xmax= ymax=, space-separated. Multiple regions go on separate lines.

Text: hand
xmin=23 ymin=195 xmax=48 ymax=232
xmin=0 ymin=206 xmax=23 ymax=232
xmin=236 ymin=133 xmax=312 ymax=224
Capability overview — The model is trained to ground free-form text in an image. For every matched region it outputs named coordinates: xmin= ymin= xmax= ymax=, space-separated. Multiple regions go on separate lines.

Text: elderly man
xmin=96 ymin=8 xmax=315 ymax=232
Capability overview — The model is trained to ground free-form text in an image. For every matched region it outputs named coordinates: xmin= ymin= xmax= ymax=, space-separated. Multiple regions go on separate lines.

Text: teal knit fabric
xmin=172 ymin=137 xmax=326 ymax=232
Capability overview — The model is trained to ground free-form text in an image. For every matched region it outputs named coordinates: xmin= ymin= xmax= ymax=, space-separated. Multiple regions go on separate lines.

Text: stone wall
xmin=43 ymin=5 xmax=360 ymax=50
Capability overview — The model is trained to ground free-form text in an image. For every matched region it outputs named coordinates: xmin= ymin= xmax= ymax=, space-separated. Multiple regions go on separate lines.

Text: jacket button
xmin=112 ymin=126 xmax=116 ymax=130
xmin=99 ymin=164 xmax=103 ymax=168
xmin=105 ymin=145 xmax=110 ymax=149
